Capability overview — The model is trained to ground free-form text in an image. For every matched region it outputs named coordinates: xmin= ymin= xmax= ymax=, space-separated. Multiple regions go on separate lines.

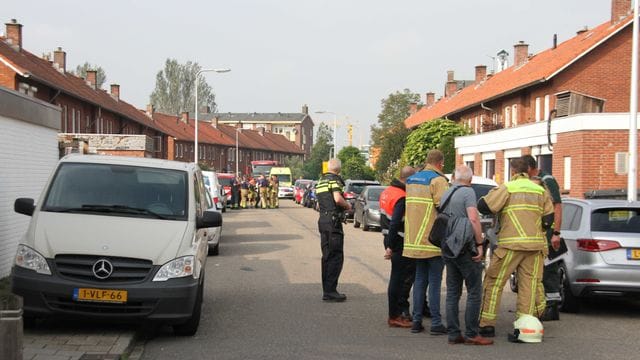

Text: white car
xmin=202 ymin=170 xmax=226 ymax=212
xmin=203 ymin=187 xmax=222 ymax=256
xmin=11 ymin=155 xmax=221 ymax=336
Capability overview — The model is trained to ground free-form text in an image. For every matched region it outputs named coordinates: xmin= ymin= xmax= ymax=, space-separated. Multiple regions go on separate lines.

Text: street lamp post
xmin=235 ymin=128 xmax=241 ymax=176
xmin=315 ymin=110 xmax=337 ymax=159
xmin=194 ymin=68 xmax=231 ymax=164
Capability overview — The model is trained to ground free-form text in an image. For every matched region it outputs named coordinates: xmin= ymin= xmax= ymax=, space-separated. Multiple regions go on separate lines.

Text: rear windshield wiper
xmin=49 ymin=204 xmax=169 ymax=219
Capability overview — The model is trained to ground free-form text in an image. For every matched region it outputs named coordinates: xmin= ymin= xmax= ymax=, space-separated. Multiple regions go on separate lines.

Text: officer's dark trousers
xmin=388 ymin=250 xmax=415 ymax=318
xmin=319 ymin=217 xmax=344 ymax=294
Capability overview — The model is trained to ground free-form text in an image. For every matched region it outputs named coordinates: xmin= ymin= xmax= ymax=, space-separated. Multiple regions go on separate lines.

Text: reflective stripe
xmin=506 ymin=210 xmax=527 ymax=238
xmin=404 ymin=243 xmax=440 ymax=252
xmin=397 ymin=231 xmax=405 ymax=238
xmin=406 ymin=197 xmax=432 ymax=204
xmin=483 ymin=249 xmax=514 ymax=320
xmin=382 ymin=229 xmax=389 ymax=235
xmin=498 ymin=237 xmax=545 ymax=244
xmin=503 ymin=204 xmax=543 ymax=212
xmin=528 ymin=253 xmax=541 ymax=314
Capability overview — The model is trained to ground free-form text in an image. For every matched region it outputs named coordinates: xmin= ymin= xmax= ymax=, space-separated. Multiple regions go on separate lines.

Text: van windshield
xmin=42 ymin=163 xmax=188 ymax=220
xmin=274 ymin=174 xmax=291 ymax=183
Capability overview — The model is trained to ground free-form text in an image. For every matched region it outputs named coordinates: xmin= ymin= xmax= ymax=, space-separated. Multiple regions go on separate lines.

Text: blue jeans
xmin=444 ymin=253 xmax=483 ymax=340
xmin=412 ymin=256 xmax=444 ymax=326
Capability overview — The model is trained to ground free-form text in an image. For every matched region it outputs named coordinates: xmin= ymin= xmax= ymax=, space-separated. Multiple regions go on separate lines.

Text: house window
xmin=480 ymin=115 xmax=484 ymax=133
xmin=535 ymin=97 xmax=541 ymax=122
xmin=485 ymin=159 xmax=496 ymax=180
xmin=544 ymin=95 xmax=550 ymax=120
xmin=563 ymin=156 xmax=571 ymax=190
xmin=511 ymin=105 xmax=518 ymax=126
xmin=465 ymin=161 xmax=475 ymax=173
xmin=504 ymin=106 xmax=511 ymax=128
xmin=537 ymin=154 xmax=553 ymax=174
xmin=474 ymin=116 xmax=479 ymax=134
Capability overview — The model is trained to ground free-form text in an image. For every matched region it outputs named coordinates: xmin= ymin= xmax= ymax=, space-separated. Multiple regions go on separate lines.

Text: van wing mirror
xmin=15 ymin=198 xmax=35 ymax=216
xmin=197 ymin=210 xmax=223 ymax=229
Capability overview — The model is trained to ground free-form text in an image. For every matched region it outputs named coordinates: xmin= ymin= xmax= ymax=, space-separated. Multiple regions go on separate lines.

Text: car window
xmin=367 ymin=188 xmax=384 ymax=201
xmin=218 ymin=177 xmax=233 ymax=186
xmin=42 ymin=163 xmax=188 ymax=220
xmin=471 ymin=184 xmax=496 ymax=200
xmin=591 ymin=208 xmax=640 ymax=233
xmin=561 ymin=203 xmax=582 ymax=231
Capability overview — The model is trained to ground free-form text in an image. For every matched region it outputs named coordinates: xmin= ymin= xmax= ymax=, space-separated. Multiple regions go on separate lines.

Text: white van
xmin=11 ymin=155 xmax=221 ymax=335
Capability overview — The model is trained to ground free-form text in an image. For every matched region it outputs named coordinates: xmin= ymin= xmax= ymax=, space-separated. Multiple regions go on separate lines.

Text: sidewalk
xmin=23 ymin=321 xmax=138 ymax=360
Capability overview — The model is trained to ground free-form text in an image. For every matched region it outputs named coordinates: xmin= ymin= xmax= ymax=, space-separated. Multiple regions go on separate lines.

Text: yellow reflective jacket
xmin=482 ymin=173 xmax=554 ymax=251
xmin=403 ymin=165 xmax=449 ymax=259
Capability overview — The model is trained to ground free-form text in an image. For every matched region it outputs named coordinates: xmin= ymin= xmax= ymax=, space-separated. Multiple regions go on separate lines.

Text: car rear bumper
xmin=366 ymin=211 xmax=382 ymax=227
xmin=570 ymin=264 xmax=640 ymax=298
xmin=11 ymin=266 xmax=199 ymax=323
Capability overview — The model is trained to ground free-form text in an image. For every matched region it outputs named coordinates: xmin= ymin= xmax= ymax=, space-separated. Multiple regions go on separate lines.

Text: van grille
xmin=54 ymin=255 xmax=153 ymax=283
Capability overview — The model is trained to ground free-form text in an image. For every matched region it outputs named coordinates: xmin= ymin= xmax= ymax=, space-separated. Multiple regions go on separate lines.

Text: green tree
xmin=337 ymin=146 xmax=375 ymax=180
xmin=149 ymin=59 xmax=217 ymax=115
xmin=284 ymin=156 xmax=304 ymax=180
xmin=371 ymin=89 xmax=420 ymax=178
xmin=336 ymin=146 xmax=362 ymax=165
xmin=73 ymin=62 xmax=107 ymax=89
xmin=302 ymin=123 xmax=332 ymax=179
xmin=401 ymin=119 xmax=469 ymax=173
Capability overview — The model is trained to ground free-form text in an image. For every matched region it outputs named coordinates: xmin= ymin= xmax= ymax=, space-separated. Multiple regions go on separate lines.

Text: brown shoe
xmin=464 ymin=335 xmax=494 ymax=346
xmin=388 ymin=317 xmax=412 ymax=328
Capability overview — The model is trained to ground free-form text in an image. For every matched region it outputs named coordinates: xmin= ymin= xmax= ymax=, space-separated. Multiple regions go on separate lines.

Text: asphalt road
xmin=138 ymin=200 xmax=640 ymax=360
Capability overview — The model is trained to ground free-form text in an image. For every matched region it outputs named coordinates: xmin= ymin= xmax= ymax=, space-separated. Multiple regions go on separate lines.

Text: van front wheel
xmin=173 ymin=276 xmax=204 ymax=336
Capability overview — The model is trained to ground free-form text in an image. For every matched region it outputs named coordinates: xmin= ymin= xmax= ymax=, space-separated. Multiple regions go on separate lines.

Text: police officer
xmin=316 ymin=158 xmax=351 ymax=302
xmin=477 ymin=157 xmax=554 ymax=339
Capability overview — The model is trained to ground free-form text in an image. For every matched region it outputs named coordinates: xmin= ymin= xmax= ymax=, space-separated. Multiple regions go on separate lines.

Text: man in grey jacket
xmin=441 ymin=165 xmax=493 ymax=346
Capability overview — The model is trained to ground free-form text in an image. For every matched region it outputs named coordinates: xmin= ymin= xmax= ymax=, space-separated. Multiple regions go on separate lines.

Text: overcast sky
xmin=4 ymin=0 xmax=611 ymax=148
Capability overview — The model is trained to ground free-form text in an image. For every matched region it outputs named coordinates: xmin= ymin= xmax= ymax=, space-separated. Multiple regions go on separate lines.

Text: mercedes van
xmin=11 ymin=155 xmax=221 ymax=335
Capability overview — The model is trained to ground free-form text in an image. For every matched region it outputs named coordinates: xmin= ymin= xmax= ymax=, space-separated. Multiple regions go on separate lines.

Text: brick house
xmin=200 ymin=105 xmax=315 ymax=159
xmin=0 ymin=19 xmax=167 ymax=157
xmin=150 ymin=109 xmax=305 ymax=174
xmin=404 ymin=0 xmax=639 ymax=198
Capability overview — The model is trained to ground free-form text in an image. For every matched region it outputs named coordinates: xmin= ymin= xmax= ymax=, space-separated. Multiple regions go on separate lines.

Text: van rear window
xmin=42 ymin=163 xmax=188 ymax=220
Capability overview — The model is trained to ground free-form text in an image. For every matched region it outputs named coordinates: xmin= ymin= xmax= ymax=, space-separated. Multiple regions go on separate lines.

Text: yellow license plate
xmin=628 ymin=249 xmax=640 ymax=260
xmin=73 ymin=288 xmax=127 ymax=303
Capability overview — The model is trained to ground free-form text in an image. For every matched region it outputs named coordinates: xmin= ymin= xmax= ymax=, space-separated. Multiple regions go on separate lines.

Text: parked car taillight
xmin=344 ymin=192 xmax=355 ymax=199
xmin=577 ymin=239 xmax=621 ymax=252
xmin=212 ymin=196 xmax=220 ymax=205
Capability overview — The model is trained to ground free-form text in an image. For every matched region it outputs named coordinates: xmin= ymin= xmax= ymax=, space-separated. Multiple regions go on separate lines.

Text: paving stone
xmin=33 ymin=355 xmax=71 ymax=360
xmin=77 ymin=345 xmax=112 ymax=353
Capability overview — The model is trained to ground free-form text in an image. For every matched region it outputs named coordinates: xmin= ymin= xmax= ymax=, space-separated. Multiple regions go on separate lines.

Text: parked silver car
xmin=353 ymin=185 xmax=387 ymax=231
xmin=550 ymin=198 xmax=640 ymax=312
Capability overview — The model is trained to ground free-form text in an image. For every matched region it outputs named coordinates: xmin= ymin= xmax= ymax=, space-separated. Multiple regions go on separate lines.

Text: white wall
xmin=0 ymin=116 xmax=59 ymax=278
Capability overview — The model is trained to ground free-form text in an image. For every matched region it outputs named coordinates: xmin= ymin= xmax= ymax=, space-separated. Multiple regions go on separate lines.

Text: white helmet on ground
xmin=508 ymin=314 xmax=544 ymax=343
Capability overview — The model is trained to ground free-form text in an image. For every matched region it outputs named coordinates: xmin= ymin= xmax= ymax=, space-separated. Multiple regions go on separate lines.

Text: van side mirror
xmin=197 ymin=210 xmax=222 ymax=229
xmin=15 ymin=198 xmax=35 ymax=216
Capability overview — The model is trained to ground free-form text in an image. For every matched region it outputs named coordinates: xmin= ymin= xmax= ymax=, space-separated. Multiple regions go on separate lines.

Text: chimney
xmin=53 ymin=47 xmax=66 ymax=73
xmin=110 ymin=84 xmax=120 ymax=100
xmin=513 ymin=41 xmax=529 ymax=67
xmin=446 ymin=80 xmax=457 ymax=97
xmin=409 ymin=102 xmax=418 ymax=115
xmin=146 ymin=104 xmax=155 ymax=116
xmin=426 ymin=92 xmax=435 ymax=107
xmin=212 ymin=116 xmax=219 ymax=128
xmin=258 ymin=127 xmax=265 ymax=136
xmin=86 ymin=70 xmax=97 ymax=89
xmin=447 ymin=70 xmax=455 ymax=82
xmin=5 ymin=19 xmax=22 ymax=51
xmin=475 ymin=65 xmax=487 ymax=84
xmin=553 ymin=34 xmax=558 ymax=49
xmin=181 ymin=111 xmax=189 ymax=124
xmin=302 ymin=104 xmax=309 ymax=115
xmin=611 ymin=0 xmax=631 ymax=24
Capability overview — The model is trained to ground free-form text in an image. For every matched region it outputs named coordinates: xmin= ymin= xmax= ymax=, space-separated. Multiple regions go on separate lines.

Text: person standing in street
xmin=316 ymin=158 xmax=351 ymax=302
xmin=477 ymin=157 xmax=555 ymax=339
xmin=231 ymin=175 xmax=240 ymax=209
xmin=240 ymin=175 xmax=249 ymax=209
xmin=270 ymin=175 xmax=280 ymax=209
xmin=440 ymin=165 xmax=493 ymax=345
xmin=403 ymin=149 xmax=449 ymax=334
xmin=258 ymin=174 xmax=270 ymax=209
xmin=380 ymin=166 xmax=416 ymax=328
xmin=522 ymin=155 xmax=563 ymax=321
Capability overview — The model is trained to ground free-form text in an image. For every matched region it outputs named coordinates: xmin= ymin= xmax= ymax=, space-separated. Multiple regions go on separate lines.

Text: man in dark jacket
xmin=380 ymin=166 xmax=416 ymax=328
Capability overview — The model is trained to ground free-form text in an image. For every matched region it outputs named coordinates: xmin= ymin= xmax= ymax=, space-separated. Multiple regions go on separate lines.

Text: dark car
xmin=343 ymin=180 xmax=380 ymax=220
xmin=302 ymin=181 xmax=317 ymax=209
xmin=353 ymin=185 xmax=387 ymax=231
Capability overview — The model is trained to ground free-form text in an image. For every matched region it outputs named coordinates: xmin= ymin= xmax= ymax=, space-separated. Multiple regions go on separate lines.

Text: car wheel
xmin=362 ymin=212 xmax=369 ymax=231
xmin=208 ymin=243 xmax=219 ymax=256
xmin=559 ymin=264 xmax=580 ymax=313
xmin=173 ymin=274 xmax=204 ymax=336
xmin=509 ymin=272 xmax=518 ymax=293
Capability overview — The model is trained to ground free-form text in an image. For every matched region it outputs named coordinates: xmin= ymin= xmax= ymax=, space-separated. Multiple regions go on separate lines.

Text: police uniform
xmin=316 ymin=172 xmax=347 ymax=298
xmin=478 ymin=173 xmax=554 ymax=330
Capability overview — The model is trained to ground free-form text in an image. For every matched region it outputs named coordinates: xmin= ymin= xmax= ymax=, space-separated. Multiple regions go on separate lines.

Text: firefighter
xmin=270 ymin=175 xmax=279 ymax=208
xmin=258 ymin=174 xmax=270 ymax=209
xmin=316 ymin=158 xmax=351 ymax=302
xmin=477 ymin=157 xmax=555 ymax=339
xmin=403 ymin=149 xmax=449 ymax=334
xmin=248 ymin=177 xmax=257 ymax=208
xmin=240 ymin=175 xmax=250 ymax=209
xmin=380 ymin=166 xmax=416 ymax=328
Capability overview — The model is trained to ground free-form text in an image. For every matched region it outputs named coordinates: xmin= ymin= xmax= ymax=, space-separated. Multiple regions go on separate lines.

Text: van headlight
xmin=153 ymin=256 xmax=194 ymax=281
xmin=15 ymin=245 xmax=51 ymax=275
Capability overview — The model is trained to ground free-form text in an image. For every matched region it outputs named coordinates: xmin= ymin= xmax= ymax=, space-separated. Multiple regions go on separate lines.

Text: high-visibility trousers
xmin=260 ymin=188 xmax=269 ymax=209
xmin=240 ymin=189 xmax=248 ymax=208
xmin=479 ymin=247 xmax=545 ymax=327
xmin=270 ymin=191 xmax=279 ymax=208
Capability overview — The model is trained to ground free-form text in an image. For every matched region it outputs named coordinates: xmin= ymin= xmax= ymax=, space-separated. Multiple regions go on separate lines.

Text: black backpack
xmin=429 ymin=186 xmax=463 ymax=248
